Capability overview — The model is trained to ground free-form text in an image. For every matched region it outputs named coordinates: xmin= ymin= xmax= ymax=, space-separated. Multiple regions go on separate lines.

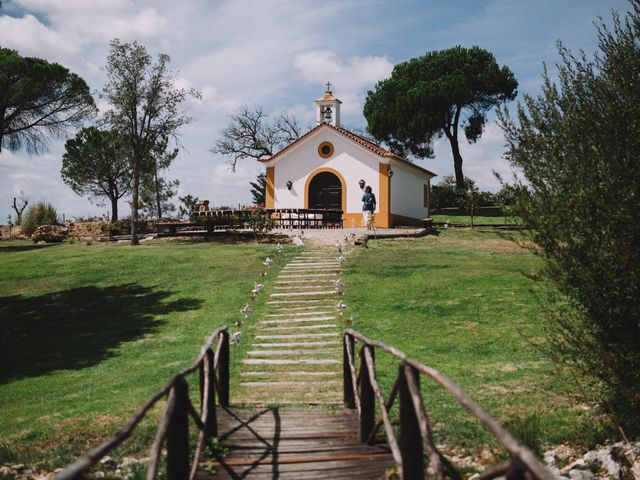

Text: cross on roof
xmin=325 ymin=81 xmax=332 ymax=92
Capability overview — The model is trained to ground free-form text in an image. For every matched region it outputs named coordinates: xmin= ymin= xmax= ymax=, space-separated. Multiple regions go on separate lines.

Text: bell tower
xmin=315 ymin=82 xmax=342 ymax=127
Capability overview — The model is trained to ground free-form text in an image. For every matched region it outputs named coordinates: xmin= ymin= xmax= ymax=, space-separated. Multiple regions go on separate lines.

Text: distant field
xmin=0 ymin=239 xmax=289 ymax=468
xmin=342 ymin=230 xmax=601 ymax=454
xmin=431 ymin=206 xmax=521 ymax=225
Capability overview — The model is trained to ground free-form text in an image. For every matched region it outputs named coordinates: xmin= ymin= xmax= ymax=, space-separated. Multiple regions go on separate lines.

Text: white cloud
xmin=294 ymin=50 xmax=393 ymax=115
xmin=0 ymin=0 xmax=627 ymax=221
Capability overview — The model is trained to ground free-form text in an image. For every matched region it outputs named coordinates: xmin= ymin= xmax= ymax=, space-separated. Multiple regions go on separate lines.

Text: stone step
xmin=273 ymin=285 xmax=339 ymax=290
xmin=253 ymin=341 xmax=340 ymax=348
xmin=266 ymin=311 xmax=334 ymax=317
xmin=268 ymin=306 xmax=334 ymax=312
xmin=247 ymin=349 xmax=340 ymax=356
xmin=277 ymin=273 xmax=338 ymax=279
xmin=256 ymin=333 xmax=338 ymax=340
xmin=267 ymin=299 xmax=331 ymax=305
xmin=286 ymin=262 xmax=339 ymax=266
xmin=270 ymin=291 xmax=337 ymax=297
xmin=240 ymin=370 xmax=339 ymax=376
xmin=259 ymin=317 xmax=335 ymax=325
xmin=240 ymin=381 xmax=341 ymax=387
xmin=243 ymin=358 xmax=341 ymax=365
xmin=260 ymin=324 xmax=337 ymax=331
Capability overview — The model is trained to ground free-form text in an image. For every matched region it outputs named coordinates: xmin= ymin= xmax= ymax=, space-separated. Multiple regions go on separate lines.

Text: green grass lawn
xmin=0 ymin=239 xmax=291 ymax=467
xmin=431 ymin=206 xmax=520 ymax=225
xmin=342 ymin=230 xmax=602 ymax=455
xmin=0 ymin=233 xmax=600 ymax=469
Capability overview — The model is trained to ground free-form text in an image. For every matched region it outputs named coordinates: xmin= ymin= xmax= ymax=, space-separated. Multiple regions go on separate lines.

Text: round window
xmin=318 ymin=141 xmax=334 ymax=158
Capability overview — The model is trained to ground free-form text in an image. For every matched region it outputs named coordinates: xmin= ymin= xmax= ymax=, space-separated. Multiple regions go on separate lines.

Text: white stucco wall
xmin=266 ymin=127 xmax=381 ymax=214
xmin=390 ymin=159 xmax=431 ymax=219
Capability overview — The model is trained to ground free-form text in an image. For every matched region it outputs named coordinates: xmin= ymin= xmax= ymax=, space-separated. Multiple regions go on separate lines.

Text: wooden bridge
xmin=57 ymin=247 xmax=554 ymax=480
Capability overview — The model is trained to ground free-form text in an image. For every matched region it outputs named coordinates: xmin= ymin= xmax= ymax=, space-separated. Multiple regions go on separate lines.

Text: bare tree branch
xmin=211 ymin=105 xmax=300 ymax=171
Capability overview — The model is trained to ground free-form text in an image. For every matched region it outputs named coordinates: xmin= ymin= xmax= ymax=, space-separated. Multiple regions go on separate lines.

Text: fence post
xmin=359 ymin=346 xmax=375 ymax=443
xmin=218 ymin=331 xmax=230 ymax=407
xmin=166 ymin=378 xmax=190 ymax=480
xmin=399 ymin=364 xmax=424 ymax=480
xmin=205 ymin=348 xmax=217 ymax=437
xmin=343 ymin=334 xmax=355 ymax=409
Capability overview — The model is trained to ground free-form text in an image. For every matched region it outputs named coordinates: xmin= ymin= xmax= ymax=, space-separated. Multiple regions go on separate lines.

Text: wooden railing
xmin=343 ymin=329 xmax=556 ymax=480
xmin=56 ymin=326 xmax=230 ymax=480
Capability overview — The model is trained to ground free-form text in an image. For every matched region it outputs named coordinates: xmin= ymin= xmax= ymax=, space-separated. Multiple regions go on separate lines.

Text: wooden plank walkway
xmin=197 ymin=407 xmax=394 ymax=479
xmin=196 ymin=246 xmax=396 ymax=478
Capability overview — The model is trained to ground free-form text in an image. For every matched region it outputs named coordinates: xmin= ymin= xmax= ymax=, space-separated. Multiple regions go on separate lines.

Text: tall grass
xmin=21 ymin=201 xmax=59 ymax=236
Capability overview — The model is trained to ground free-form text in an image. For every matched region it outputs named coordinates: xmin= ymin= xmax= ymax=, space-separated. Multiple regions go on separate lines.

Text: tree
xmin=364 ymin=46 xmax=517 ymax=189
xmin=499 ymin=2 xmax=640 ymax=435
xmin=212 ymin=105 xmax=300 ymax=170
xmin=10 ymin=194 xmax=28 ymax=225
xmin=178 ymin=194 xmax=199 ymax=219
xmin=139 ymin=136 xmax=179 ymax=219
xmin=250 ymin=172 xmax=266 ymax=205
xmin=0 ymin=48 xmax=95 ymax=154
xmin=102 ymin=39 xmax=198 ymax=245
xmin=61 ymin=126 xmax=130 ymax=221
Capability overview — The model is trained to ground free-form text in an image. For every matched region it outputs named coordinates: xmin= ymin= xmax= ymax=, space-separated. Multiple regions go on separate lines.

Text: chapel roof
xmin=259 ymin=123 xmax=436 ymax=177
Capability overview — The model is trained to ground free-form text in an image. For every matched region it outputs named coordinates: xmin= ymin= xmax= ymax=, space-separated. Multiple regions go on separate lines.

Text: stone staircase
xmin=238 ymin=247 xmax=347 ymax=404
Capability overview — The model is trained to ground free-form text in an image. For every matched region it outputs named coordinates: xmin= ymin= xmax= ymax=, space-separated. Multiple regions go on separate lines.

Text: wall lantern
xmin=286 ymin=180 xmax=293 ymax=190
xmin=388 ymin=170 xmax=394 ymax=178
xmin=358 ymin=179 xmax=366 ymax=189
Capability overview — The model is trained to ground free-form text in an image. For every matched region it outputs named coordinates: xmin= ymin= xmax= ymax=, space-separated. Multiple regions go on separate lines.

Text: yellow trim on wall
xmin=265 ymin=167 xmax=275 ymax=208
xmin=304 ymin=167 xmax=347 ymax=211
xmin=378 ymin=163 xmax=390 ymax=228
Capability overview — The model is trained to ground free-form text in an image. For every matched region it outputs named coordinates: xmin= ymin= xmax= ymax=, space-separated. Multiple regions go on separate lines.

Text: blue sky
xmin=0 ymin=0 xmax=629 ymax=221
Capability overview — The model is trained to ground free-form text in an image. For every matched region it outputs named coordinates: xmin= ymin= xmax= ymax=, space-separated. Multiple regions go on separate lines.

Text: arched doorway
xmin=308 ymin=171 xmax=342 ymax=210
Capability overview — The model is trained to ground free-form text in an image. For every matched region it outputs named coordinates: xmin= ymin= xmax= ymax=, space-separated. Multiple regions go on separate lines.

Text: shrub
xmin=21 ymin=201 xmax=59 ymax=237
xmin=247 ymin=207 xmax=276 ymax=242
xmin=499 ymin=4 xmax=640 ymax=435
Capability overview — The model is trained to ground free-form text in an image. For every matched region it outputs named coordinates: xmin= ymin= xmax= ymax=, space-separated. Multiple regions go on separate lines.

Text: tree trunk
xmin=154 ymin=163 xmax=162 ymax=219
xmin=444 ymin=105 xmax=465 ymax=190
xmin=448 ymin=137 xmax=465 ymax=189
xmin=130 ymin=160 xmax=140 ymax=245
xmin=110 ymin=196 xmax=118 ymax=222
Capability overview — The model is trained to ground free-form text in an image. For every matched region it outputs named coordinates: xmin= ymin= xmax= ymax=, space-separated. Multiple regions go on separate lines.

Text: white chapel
xmin=259 ymin=86 xmax=436 ymax=228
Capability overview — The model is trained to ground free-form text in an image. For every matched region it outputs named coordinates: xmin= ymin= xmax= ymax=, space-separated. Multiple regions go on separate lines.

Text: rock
xmin=0 ymin=466 xmax=13 ymax=478
xmin=31 ymin=225 xmax=68 ymax=243
xmin=561 ymin=459 xmax=587 ymax=473
xmin=292 ymin=235 xmax=304 ymax=246
xmin=569 ymin=469 xmax=594 ymax=480
xmin=99 ymin=455 xmax=117 ymax=470
xmin=120 ymin=457 xmax=142 ymax=468
xmin=584 ymin=448 xmax=620 ymax=478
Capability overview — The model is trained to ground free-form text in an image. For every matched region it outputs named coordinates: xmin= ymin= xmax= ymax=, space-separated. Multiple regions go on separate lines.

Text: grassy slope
xmin=0 ymin=233 xmax=599 ymax=467
xmin=0 ymin=240 xmax=286 ymax=467
xmin=343 ymin=230 xmax=597 ymax=451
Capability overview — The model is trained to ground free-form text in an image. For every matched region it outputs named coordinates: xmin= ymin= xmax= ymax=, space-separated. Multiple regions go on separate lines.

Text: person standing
xmin=361 ymin=186 xmax=376 ymax=230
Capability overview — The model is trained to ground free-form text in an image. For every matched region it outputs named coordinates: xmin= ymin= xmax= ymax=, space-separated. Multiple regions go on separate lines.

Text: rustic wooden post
xmin=205 ymin=348 xmax=217 ymax=437
xmin=359 ymin=346 xmax=375 ymax=443
xmin=399 ymin=364 xmax=424 ymax=479
xmin=218 ymin=331 xmax=230 ymax=407
xmin=166 ymin=378 xmax=189 ymax=480
xmin=343 ymin=334 xmax=355 ymax=409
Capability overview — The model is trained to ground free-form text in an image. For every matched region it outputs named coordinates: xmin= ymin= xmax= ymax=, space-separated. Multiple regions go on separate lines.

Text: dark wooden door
xmin=309 ymin=172 xmax=342 ymax=210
